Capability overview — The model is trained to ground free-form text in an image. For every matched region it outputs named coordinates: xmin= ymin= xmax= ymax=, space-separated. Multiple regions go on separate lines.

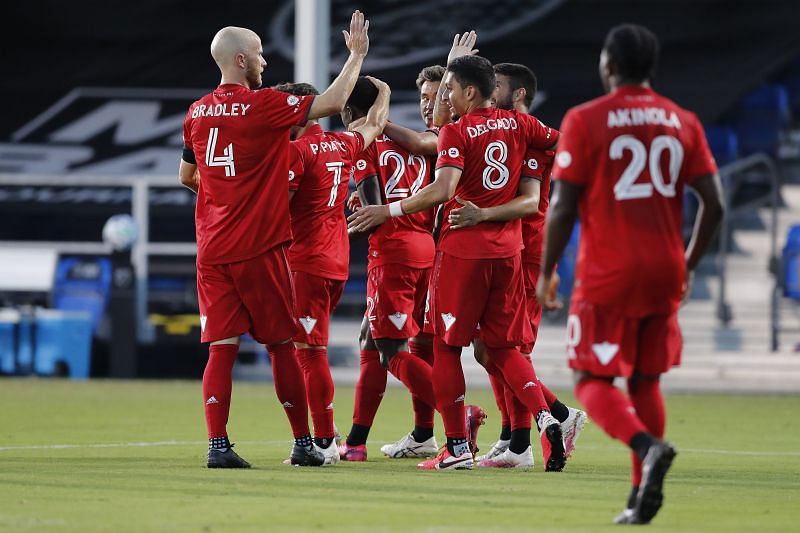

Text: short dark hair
xmin=603 ymin=24 xmax=660 ymax=83
xmin=447 ymin=55 xmax=495 ymax=99
xmin=416 ymin=65 xmax=446 ymax=89
xmin=493 ymin=63 xmax=537 ymax=108
xmin=345 ymin=76 xmax=378 ymax=118
xmin=272 ymin=82 xmax=319 ymax=96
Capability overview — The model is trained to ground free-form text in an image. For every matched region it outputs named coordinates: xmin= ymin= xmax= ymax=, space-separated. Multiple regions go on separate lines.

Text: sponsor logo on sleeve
xmin=356 ymin=159 xmax=367 ymax=171
xmin=556 ymin=150 xmax=572 ymax=169
xmin=286 ymin=95 xmax=300 ymax=106
xmin=288 ymin=170 xmax=295 ymax=181
xmin=447 ymin=147 xmax=459 ymax=158
xmin=527 ymin=158 xmax=539 ymax=170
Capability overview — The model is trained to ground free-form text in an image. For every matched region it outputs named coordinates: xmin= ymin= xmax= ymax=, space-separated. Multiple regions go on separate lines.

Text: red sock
xmin=388 ymin=350 xmax=436 ymax=411
xmin=485 ymin=360 xmax=511 ymax=427
xmin=575 ymin=377 xmax=647 ymax=446
xmin=433 ymin=337 xmax=466 ymax=438
xmin=409 ymin=340 xmax=435 ymax=428
xmin=487 ymin=346 xmax=549 ymax=417
xmin=297 ymin=347 xmax=335 ymax=439
xmin=352 ymin=349 xmax=386 ymax=427
xmin=202 ymin=343 xmax=238 ymax=438
xmin=268 ymin=342 xmax=310 ymax=438
xmin=539 ymin=380 xmax=559 ymax=408
xmin=504 ymin=384 xmax=532 ymax=430
xmin=628 ymin=377 xmax=666 ymax=486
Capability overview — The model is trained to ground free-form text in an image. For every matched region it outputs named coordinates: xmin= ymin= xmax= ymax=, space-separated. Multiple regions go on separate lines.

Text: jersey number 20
xmin=610 ymin=134 xmax=684 ymax=200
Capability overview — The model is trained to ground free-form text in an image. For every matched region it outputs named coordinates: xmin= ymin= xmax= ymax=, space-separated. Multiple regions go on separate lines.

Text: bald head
xmin=210 ymin=26 xmax=266 ymax=89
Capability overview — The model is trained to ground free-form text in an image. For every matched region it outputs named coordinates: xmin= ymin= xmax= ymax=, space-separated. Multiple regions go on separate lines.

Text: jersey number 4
xmin=610 ymin=134 xmax=684 ymax=200
xmin=205 ymin=127 xmax=236 ymax=177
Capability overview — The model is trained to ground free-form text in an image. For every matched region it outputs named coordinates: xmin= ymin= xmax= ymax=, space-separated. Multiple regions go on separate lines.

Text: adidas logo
xmin=298 ymin=316 xmax=317 ymax=335
xmin=592 ymin=341 xmax=619 ymax=365
xmin=441 ymin=312 xmax=456 ymax=331
xmin=282 ymin=401 xmax=294 ymax=408
xmin=522 ymin=381 xmax=537 ymax=390
xmin=206 ymin=396 xmax=219 ymax=405
xmin=455 ymin=394 xmax=465 ymax=403
xmin=326 ymin=402 xmax=334 ymax=410
xmin=200 ymin=315 xmax=207 ymax=332
xmin=388 ymin=312 xmax=408 ymax=331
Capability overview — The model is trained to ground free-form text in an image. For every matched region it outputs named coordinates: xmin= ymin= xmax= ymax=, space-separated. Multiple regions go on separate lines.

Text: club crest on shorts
xmin=440 ymin=312 xmax=456 ymax=331
xmin=200 ymin=315 xmax=207 ymax=332
xmin=388 ymin=312 xmax=408 ymax=331
xmin=299 ymin=316 xmax=317 ymax=334
xmin=592 ymin=341 xmax=619 ymax=365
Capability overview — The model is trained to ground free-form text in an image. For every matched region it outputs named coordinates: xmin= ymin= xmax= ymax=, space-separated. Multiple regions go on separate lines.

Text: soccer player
xmin=348 ymin=50 xmax=565 ymax=471
xmin=539 ymin=24 xmax=723 ymax=522
xmin=450 ymin=62 xmax=587 ymax=469
xmin=338 ymin=74 xmax=449 ymax=462
xmin=272 ymin=78 xmax=390 ymax=465
xmin=178 ymin=12 xmax=371 ymax=468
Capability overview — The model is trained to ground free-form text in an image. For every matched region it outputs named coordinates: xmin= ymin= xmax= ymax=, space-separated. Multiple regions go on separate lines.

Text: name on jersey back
xmin=607 ymin=107 xmax=681 ymax=129
xmin=465 ymin=117 xmax=518 ymax=139
xmin=191 ymin=103 xmax=252 ymax=118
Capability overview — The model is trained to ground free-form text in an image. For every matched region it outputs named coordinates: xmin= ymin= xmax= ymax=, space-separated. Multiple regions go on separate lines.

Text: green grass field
xmin=1 ymin=379 xmax=798 ymax=532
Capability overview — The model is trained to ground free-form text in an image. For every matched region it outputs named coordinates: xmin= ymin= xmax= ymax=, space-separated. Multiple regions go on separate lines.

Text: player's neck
xmin=464 ymin=100 xmax=493 ymax=115
xmin=611 ymin=79 xmax=651 ymax=92
xmin=513 ymin=103 xmax=528 ymax=114
xmin=218 ymin=72 xmax=250 ymax=89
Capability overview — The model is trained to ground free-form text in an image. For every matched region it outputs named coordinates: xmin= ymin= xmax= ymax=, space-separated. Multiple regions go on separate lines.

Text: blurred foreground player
xmin=278 ymin=78 xmax=390 ymax=465
xmin=178 ymin=12 xmax=371 ymax=468
xmin=540 ymin=24 xmax=723 ymax=522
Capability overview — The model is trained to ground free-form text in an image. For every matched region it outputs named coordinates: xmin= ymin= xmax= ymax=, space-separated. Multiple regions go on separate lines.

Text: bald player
xmin=179 ymin=12 xmax=370 ymax=468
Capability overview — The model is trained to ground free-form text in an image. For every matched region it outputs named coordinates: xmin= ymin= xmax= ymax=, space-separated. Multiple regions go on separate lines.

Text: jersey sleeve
xmin=521 ymin=149 xmax=554 ymax=181
xmin=337 ymin=131 xmax=366 ymax=160
xmin=522 ymin=113 xmax=559 ymax=150
xmin=256 ymin=88 xmax=315 ymax=129
xmin=182 ymin=105 xmax=195 ymax=160
xmin=353 ymin=142 xmax=378 ymax=185
xmin=551 ymin=109 xmax=592 ymax=186
xmin=288 ymin=142 xmax=304 ymax=192
xmin=435 ymin=124 xmax=465 ymax=170
xmin=683 ymin=113 xmax=718 ymax=184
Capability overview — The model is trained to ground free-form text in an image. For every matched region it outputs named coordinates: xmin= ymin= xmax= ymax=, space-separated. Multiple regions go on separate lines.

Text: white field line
xmin=0 ymin=441 xmax=799 ymax=457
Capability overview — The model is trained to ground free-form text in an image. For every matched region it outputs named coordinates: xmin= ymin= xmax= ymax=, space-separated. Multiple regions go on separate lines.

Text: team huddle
xmin=179 ymin=11 xmax=724 ymax=525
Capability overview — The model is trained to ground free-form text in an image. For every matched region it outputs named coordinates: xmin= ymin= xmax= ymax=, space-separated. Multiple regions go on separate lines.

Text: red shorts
xmin=422 ymin=288 xmax=434 ymax=335
xmin=292 ymin=271 xmax=345 ymax=346
xmin=196 ymin=245 xmax=298 ymax=345
xmin=566 ymin=299 xmax=682 ymax=378
xmin=430 ymin=251 xmax=533 ymax=348
xmin=366 ymin=264 xmax=430 ymax=340
xmin=520 ymin=261 xmax=543 ymax=354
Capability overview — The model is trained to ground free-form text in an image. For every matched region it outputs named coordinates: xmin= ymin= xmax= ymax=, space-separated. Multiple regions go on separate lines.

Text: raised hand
xmin=447 ymin=31 xmax=479 ymax=65
xmin=343 ymin=10 xmax=370 ymax=57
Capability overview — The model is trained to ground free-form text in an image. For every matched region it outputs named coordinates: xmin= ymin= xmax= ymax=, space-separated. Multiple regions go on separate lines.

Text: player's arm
xmin=352 ymin=77 xmax=391 ymax=150
xmin=538 ymin=180 xmax=583 ymax=310
xmin=447 ymin=178 xmax=541 ymax=229
xmin=178 ymin=159 xmax=199 ymax=194
xmin=348 ymin=175 xmax=384 ymax=238
xmin=684 ymin=173 xmax=725 ymax=285
xmin=382 ymin=122 xmax=438 ymax=155
xmin=347 ymin=166 xmax=461 ymax=234
xmin=308 ymin=11 xmax=369 ymax=120
xmin=433 ymin=31 xmax=479 ymax=127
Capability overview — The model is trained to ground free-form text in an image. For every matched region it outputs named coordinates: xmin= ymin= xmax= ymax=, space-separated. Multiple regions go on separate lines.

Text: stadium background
xmin=2 ymin=0 xmax=800 ymax=386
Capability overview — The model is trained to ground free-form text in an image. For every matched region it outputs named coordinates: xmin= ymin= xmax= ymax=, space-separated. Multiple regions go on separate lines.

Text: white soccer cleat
xmin=319 ymin=442 xmax=340 ymax=465
xmin=381 ymin=433 xmax=439 ymax=458
xmin=475 ymin=439 xmax=510 ymax=462
xmin=561 ymin=407 xmax=588 ymax=457
xmin=478 ymin=446 xmax=535 ymax=469
xmin=417 ymin=449 xmax=473 ymax=470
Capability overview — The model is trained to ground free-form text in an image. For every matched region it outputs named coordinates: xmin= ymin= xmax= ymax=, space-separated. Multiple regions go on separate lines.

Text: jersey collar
xmin=613 ymin=84 xmax=654 ymax=97
xmin=466 ymin=105 xmax=495 ymax=117
xmin=298 ymin=123 xmax=324 ymax=139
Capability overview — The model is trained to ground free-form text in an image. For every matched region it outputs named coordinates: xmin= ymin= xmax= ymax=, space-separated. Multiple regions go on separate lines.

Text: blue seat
xmin=0 ymin=315 xmax=16 ymax=374
xmin=556 ymin=222 xmax=581 ymax=299
xmin=704 ymin=125 xmax=739 ymax=167
xmin=52 ymin=257 xmax=112 ymax=335
xmin=33 ymin=310 xmax=93 ymax=379
xmin=734 ymin=84 xmax=791 ymax=156
xmin=782 ymin=224 xmax=800 ymax=299
xmin=778 ymin=56 xmax=800 ymax=117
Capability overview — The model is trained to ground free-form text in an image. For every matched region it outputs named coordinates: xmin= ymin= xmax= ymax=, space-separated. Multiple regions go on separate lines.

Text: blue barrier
xmin=52 ymin=256 xmax=112 ymax=335
xmin=782 ymin=224 xmax=800 ymax=299
xmin=557 ymin=222 xmax=581 ymax=299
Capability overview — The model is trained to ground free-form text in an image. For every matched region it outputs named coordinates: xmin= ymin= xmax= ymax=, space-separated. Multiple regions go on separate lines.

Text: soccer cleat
xmin=478 ymin=446 xmax=535 ymax=469
xmin=207 ymin=444 xmax=251 ymax=469
xmin=417 ymin=448 xmax=473 ymax=470
xmin=381 ymin=433 xmax=439 ymax=458
xmin=561 ymin=407 xmax=588 ymax=458
xmin=289 ymin=443 xmax=325 ymax=467
xmin=632 ymin=440 xmax=677 ymax=524
xmin=538 ymin=412 xmax=567 ymax=472
xmin=613 ymin=508 xmax=636 ymax=525
xmin=338 ymin=443 xmax=368 ymax=462
xmin=319 ymin=442 xmax=340 ymax=465
xmin=475 ymin=439 xmax=510 ymax=463
xmin=465 ymin=404 xmax=487 ymax=456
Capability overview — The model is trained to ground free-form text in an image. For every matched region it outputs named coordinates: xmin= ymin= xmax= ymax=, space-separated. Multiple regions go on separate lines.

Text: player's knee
xmin=379 ymin=351 xmax=395 ymax=369
xmin=211 ymin=336 xmax=239 ymax=346
xmin=572 ymin=369 xmax=612 ymax=385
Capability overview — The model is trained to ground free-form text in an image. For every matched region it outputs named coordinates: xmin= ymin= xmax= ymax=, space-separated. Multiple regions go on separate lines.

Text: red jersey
xmin=183 ymin=84 xmax=314 ymax=265
xmin=552 ymin=85 xmax=717 ymax=316
xmin=436 ymin=107 xmax=558 ymax=259
xmin=521 ymin=149 xmax=555 ymax=264
xmin=353 ymin=134 xmax=436 ymax=269
xmin=288 ymin=124 xmax=364 ymax=280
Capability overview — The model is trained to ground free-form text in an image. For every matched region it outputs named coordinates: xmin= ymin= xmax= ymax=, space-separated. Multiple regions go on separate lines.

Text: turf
xmin=0 ymin=379 xmax=798 ymax=532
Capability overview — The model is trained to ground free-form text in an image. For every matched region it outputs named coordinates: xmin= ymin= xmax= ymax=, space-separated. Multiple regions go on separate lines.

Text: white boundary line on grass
xmin=1 ymin=441 xmax=799 ymax=457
